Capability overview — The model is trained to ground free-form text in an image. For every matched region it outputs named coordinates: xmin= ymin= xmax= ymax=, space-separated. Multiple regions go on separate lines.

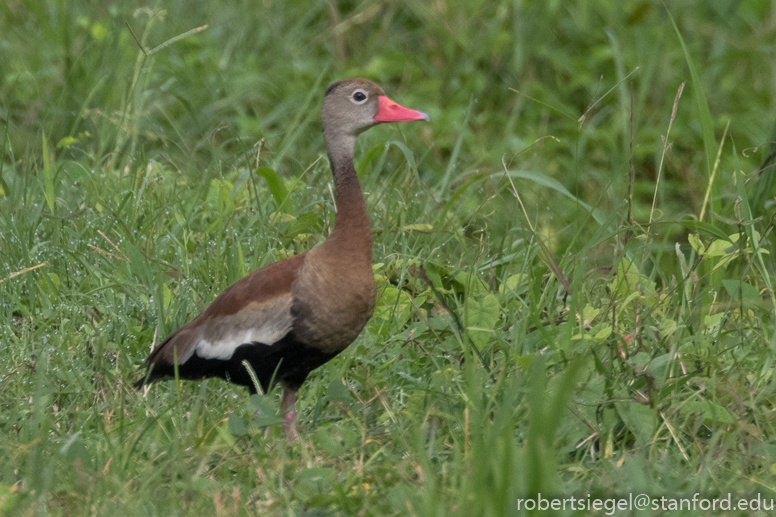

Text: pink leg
xmin=280 ymin=386 xmax=298 ymax=441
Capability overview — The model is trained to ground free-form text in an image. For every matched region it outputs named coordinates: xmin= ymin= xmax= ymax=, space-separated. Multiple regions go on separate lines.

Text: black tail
xmin=134 ymin=333 xmax=177 ymax=390
xmin=133 ymin=368 xmax=154 ymax=390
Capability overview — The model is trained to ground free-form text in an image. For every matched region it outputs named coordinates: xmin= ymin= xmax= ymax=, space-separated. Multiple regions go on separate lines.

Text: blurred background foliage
xmin=3 ymin=0 xmax=775 ymax=261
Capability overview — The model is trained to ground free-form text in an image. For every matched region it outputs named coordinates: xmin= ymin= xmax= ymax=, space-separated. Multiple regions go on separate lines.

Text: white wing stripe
xmin=188 ymin=295 xmax=293 ymax=361
xmin=194 ymin=325 xmax=289 ymax=360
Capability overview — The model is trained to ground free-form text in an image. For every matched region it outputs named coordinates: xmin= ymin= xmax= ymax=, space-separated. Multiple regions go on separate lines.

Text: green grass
xmin=2 ymin=0 xmax=776 ymax=514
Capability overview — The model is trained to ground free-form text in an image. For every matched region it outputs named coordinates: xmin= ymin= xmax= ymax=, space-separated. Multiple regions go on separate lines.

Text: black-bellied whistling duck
xmin=134 ymin=78 xmax=428 ymax=439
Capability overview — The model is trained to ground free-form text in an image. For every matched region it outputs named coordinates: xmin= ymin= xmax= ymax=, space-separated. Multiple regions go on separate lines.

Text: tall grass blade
xmin=699 ymin=120 xmax=729 ymax=223
xmin=502 ymin=169 xmax=609 ymax=226
xmin=750 ymin=119 xmax=776 ymax=217
xmin=669 ymin=10 xmax=717 ymax=207
xmin=40 ymin=131 xmax=55 ymax=214
xmin=438 ymin=98 xmax=473 ymax=196
xmin=146 ymin=25 xmax=209 ymax=56
xmin=732 ymin=140 xmax=776 ymax=309
xmin=271 ymin=68 xmax=328 ymax=168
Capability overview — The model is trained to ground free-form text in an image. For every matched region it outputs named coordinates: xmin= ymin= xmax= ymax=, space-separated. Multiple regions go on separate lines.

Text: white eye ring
xmin=350 ymin=89 xmax=368 ymax=105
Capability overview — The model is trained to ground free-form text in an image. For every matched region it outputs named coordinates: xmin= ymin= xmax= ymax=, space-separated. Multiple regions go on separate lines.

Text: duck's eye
xmin=351 ymin=90 xmax=368 ymax=104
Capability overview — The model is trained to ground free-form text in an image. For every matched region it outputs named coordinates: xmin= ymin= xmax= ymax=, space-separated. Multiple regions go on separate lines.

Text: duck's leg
xmin=259 ymin=386 xmax=297 ymax=440
xmin=280 ymin=385 xmax=298 ymax=440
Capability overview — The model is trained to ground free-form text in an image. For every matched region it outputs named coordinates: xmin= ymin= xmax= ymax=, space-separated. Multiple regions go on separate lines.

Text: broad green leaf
xmin=582 ymin=306 xmax=601 ymax=324
xmin=687 ymin=234 xmax=703 ymax=254
xmin=424 ymin=262 xmax=446 ymax=290
xmin=499 ymin=273 xmax=528 ymax=295
xmin=56 ymin=136 xmax=78 ymax=148
xmin=610 ymin=258 xmax=654 ymax=299
xmin=38 ymin=271 xmax=60 ymax=301
xmin=255 ymin=167 xmax=291 ymax=213
xmin=0 ymin=483 xmax=18 ymax=513
xmin=722 ymin=279 xmax=760 ymax=302
xmin=615 ymin=402 xmax=654 ymax=447
xmin=48 ymin=272 xmax=61 ymax=290
xmin=206 ymin=179 xmax=235 ymax=213
xmin=163 ymin=282 xmax=172 ymax=308
xmin=594 ymin=325 xmax=612 ymax=341
xmin=325 ymin=379 xmax=352 ymax=405
xmin=402 ymin=223 xmax=433 ymax=232
xmin=269 ymin=212 xmax=296 ymax=223
xmin=227 ymin=413 xmax=247 ymax=436
xmin=630 ymin=352 xmax=651 ymax=370
xmin=659 ymin=318 xmax=678 ymax=336
xmin=372 ymin=285 xmax=412 ymax=333
xmin=466 ymin=293 xmax=500 ymax=348
xmin=679 ymin=399 xmax=735 ymax=425
xmin=249 ymin=394 xmax=285 ymax=427
xmin=283 ymin=212 xmax=321 ymax=242
xmin=704 ymin=234 xmax=739 ymax=257
xmin=645 ymin=352 xmax=673 ymax=377
xmin=703 ymin=313 xmax=724 ymax=334
xmin=453 ymin=271 xmax=488 ymax=298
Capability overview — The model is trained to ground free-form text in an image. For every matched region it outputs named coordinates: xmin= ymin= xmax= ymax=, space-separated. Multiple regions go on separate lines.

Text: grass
xmin=2 ymin=0 xmax=776 ymax=514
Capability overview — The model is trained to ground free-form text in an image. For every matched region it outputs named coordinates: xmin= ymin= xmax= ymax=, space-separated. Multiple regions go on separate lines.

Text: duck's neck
xmin=323 ymin=133 xmax=372 ymax=260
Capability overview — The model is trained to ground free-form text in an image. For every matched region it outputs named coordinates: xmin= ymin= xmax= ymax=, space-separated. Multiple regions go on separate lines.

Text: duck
xmin=134 ymin=78 xmax=429 ymax=439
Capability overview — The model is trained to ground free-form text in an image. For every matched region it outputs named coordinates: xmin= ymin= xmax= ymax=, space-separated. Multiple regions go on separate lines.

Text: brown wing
xmin=145 ymin=252 xmax=308 ymax=367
